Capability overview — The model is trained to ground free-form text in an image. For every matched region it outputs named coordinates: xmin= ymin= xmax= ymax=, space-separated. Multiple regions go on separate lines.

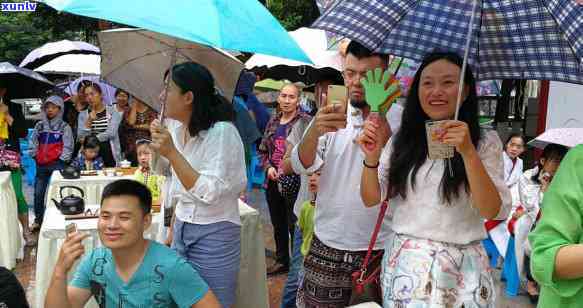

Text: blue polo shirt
xmin=70 ymin=241 xmax=208 ymax=308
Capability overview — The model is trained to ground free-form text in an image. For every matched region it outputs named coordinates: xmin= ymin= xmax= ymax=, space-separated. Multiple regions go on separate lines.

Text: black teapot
xmin=51 ymin=186 xmax=85 ymax=215
xmin=61 ymin=164 xmax=80 ymax=179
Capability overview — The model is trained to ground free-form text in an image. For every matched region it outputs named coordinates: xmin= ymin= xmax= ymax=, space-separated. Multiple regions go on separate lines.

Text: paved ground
xmin=14 ymin=184 xmax=535 ymax=307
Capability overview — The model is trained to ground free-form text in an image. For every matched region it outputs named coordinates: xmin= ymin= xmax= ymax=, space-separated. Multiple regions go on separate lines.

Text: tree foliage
xmin=0 ymin=2 xmax=99 ymax=65
xmin=266 ymin=0 xmax=320 ymax=30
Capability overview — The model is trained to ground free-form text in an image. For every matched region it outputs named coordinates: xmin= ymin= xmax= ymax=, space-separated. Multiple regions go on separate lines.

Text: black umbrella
xmin=251 ymin=65 xmax=343 ymax=85
xmin=0 ymin=62 xmax=54 ymax=99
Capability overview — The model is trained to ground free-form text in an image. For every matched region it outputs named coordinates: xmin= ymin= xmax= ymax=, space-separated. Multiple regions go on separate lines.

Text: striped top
xmin=91 ymin=109 xmax=109 ymax=135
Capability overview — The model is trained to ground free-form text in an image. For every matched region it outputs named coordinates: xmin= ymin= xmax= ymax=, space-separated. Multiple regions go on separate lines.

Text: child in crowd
xmin=30 ymin=95 xmax=74 ymax=228
xmin=512 ymin=143 xmax=568 ymax=303
xmin=298 ymin=172 xmax=320 ymax=257
xmin=133 ymin=139 xmax=164 ymax=202
xmin=72 ymin=135 xmax=104 ymax=171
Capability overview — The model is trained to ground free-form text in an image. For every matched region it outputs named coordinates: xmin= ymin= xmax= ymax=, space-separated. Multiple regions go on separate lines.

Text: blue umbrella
xmin=314 ymin=0 xmax=583 ymax=85
xmin=41 ymin=0 xmax=310 ymax=63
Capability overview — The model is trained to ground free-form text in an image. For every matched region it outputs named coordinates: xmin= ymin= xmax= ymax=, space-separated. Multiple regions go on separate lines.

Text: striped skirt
xmin=381 ymin=233 xmax=496 ymax=308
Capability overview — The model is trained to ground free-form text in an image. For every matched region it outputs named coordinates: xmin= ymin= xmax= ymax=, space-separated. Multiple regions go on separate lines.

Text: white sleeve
xmin=290 ymin=119 xmax=327 ymax=175
xmin=478 ymin=131 xmax=512 ymax=220
xmin=378 ymin=137 xmax=393 ymax=202
xmin=183 ymin=123 xmax=247 ymax=205
xmin=518 ymin=172 xmax=542 ymax=221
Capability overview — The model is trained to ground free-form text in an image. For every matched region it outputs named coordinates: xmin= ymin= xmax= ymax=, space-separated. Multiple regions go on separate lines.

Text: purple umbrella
xmin=19 ymin=40 xmax=100 ymax=70
xmin=59 ymin=76 xmax=118 ymax=106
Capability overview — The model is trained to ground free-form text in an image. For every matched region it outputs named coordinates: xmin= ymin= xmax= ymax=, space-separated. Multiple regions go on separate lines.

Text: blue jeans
xmin=34 ymin=160 xmax=63 ymax=224
xmin=172 ymin=219 xmax=241 ymax=308
xmin=281 ymin=226 xmax=304 ymax=308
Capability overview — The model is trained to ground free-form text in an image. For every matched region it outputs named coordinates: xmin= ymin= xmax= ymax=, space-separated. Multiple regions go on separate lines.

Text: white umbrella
xmin=19 ymin=40 xmax=100 ymax=69
xmin=98 ymin=28 xmax=244 ymax=111
xmin=246 ymin=27 xmax=342 ymax=70
xmin=529 ymin=128 xmax=583 ymax=149
xmin=34 ymin=54 xmax=101 ymax=75
xmin=245 ymin=27 xmax=343 ymax=84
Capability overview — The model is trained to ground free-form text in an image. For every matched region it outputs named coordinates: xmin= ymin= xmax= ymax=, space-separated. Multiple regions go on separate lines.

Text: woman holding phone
xmin=359 ymin=52 xmax=511 ymax=307
xmin=150 ymin=62 xmax=246 ymax=307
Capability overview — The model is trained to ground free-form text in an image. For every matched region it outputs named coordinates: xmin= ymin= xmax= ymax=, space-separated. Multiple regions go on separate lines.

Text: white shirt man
xmin=292 ymin=40 xmax=401 ymax=306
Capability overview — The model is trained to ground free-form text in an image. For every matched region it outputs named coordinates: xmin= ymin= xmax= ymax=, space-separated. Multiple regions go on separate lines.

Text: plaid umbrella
xmin=314 ymin=0 xmax=583 ymax=84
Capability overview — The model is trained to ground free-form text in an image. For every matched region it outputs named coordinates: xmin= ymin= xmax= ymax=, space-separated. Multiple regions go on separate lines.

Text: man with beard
xmin=292 ymin=41 xmax=402 ymax=306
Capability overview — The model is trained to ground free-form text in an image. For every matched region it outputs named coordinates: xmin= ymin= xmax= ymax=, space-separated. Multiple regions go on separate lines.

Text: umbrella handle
xmin=454 ymin=0 xmax=479 ymax=121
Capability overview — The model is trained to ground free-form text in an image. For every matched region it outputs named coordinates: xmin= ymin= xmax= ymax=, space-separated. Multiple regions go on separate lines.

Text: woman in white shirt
xmin=359 ymin=52 xmax=511 ymax=307
xmin=503 ymin=133 xmax=526 ymax=207
xmin=150 ymin=62 xmax=247 ymax=308
xmin=503 ymin=133 xmax=525 ymax=188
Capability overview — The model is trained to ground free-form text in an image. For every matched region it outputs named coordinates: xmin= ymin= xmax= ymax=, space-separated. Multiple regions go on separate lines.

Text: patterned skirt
xmin=297 ymin=236 xmax=380 ymax=308
xmin=381 ymin=233 xmax=495 ymax=308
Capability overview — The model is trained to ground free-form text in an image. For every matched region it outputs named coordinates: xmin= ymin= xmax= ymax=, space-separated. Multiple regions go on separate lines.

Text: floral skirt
xmin=381 ymin=233 xmax=495 ymax=308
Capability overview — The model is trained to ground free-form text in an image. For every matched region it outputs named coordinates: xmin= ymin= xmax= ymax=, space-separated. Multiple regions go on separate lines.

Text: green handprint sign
xmin=360 ymin=67 xmax=400 ymax=114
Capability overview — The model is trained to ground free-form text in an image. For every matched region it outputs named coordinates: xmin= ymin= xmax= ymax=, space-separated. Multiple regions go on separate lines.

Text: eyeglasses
xmin=342 ymin=70 xmax=369 ymax=82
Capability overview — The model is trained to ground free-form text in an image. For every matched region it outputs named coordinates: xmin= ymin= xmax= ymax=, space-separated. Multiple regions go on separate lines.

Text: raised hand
xmin=357 ymin=118 xmax=390 ymax=163
xmin=54 ymin=232 xmax=89 ymax=276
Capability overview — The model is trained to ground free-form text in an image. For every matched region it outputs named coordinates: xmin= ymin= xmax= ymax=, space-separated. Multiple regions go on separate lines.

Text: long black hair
xmin=388 ymin=52 xmax=481 ymax=204
xmin=531 ymin=144 xmax=568 ymax=183
xmin=167 ymin=62 xmax=234 ymax=137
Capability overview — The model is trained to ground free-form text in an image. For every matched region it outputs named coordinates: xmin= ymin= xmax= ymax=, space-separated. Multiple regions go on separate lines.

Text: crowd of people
xmin=1 ymin=39 xmax=582 ymax=308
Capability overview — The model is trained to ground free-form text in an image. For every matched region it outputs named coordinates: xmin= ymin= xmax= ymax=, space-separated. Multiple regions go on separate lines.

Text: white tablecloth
xmin=35 ymin=172 xmax=268 ymax=308
xmin=45 ymin=171 xmax=134 ymax=207
xmin=0 ymin=171 xmax=22 ymax=269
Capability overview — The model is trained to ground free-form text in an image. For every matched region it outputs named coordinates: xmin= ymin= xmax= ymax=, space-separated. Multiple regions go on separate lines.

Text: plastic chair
xmin=482 ymin=236 xmax=501 ymax=269
xmin=502 ymin=236 xmax=520 ymax=297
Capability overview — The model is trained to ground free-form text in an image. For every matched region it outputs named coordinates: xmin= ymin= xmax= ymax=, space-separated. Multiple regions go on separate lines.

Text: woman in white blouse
xmin=150 ymin=62 xmax=246 ymax=308
xmin=359 ymin=52 xmax=511 ymax=307
xmin=503 ymin=133 xmax=526 ymax=207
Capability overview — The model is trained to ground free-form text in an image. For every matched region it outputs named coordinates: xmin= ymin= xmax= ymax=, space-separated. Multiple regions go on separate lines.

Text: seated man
xmin=45 ymin=179 xmax=220 ymax=308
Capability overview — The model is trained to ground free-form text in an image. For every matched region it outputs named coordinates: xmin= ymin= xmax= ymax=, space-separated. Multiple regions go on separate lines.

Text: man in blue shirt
xmin=45 ymin=179 xmax=220 ymax=308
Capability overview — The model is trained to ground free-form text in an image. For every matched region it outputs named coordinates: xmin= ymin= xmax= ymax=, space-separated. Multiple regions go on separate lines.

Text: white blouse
xmin=162 ymin=120 xmax=247 ymax=225
xmin=378 ymin=130 xmax=512 ymax=245
xmin=503 ymin=151 xmax=524 ymax=187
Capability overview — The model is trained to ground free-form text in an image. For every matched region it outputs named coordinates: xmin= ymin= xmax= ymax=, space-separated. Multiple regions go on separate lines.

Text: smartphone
xmin=65 ymin=223 xmax=77 ymax=238
xmin=326 ymin=85 xmax=348 ymax=110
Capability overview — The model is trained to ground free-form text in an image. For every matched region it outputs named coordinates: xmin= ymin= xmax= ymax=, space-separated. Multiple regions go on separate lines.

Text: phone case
xmin=327 ymin=85 xmax=348 ymax=108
